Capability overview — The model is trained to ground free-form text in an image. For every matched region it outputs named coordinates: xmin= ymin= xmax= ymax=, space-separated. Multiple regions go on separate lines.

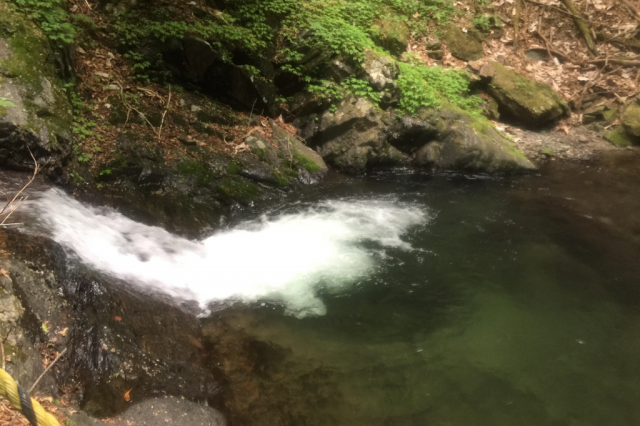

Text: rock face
xmin=304 ymin=95 xmax=534 ymax=173
xmin=310 ymin=96 xmax=408 ymax=174
xmin=443 ymin=23 xmax=484 ymax=62
xmin=0 ymin=7 xmax=73 ymax=173
xmin=483 ymin=61 xmax=570 ymax=127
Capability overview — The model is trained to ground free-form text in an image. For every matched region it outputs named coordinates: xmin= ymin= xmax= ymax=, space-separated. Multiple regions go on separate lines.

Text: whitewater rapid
xmin=29 ymin=189 xmax=427 ymax=317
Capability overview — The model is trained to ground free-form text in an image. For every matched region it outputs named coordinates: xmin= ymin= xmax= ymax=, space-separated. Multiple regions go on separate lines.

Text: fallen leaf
xmin=42 ymin=322 xmax=50 ymax=334
xmin=124 ymin=389 xmax=132 ymax=402
xmin=57 ymin=327 xmax=69 ymax=336
xmin=0 ymin=269 xmax=11 ymax=282
xmin=115 ymin=316 xmax=122 ymax=321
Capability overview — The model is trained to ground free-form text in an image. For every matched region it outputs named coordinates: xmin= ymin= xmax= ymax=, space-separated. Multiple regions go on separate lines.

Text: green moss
xmin=621 ymin=103 xmax=640 ymax=137
xmin=178 ymin=161 xmax=215 ymax=187
xmin=0 ymin=105 xmax=7 ymax=117
xmin=271 ymin=169 xmax=290 ymax=186
xmin=293 ymin=149 xmax=321 ymax=173
xmin=0 ymin=1 xmax=72 ymax=143
xmin=217 ymin=178 xmax=262 ymax=202
xmin=226 ymin=161 xmax=243 ymax=175
xmin=251 ymin=146 xmax=268 ymax=162
xmin=541 ymin=147 xmax=554 ymax=156
xmin=604 ymin=127 xmax=634 ymax=148
xmin=602 ymin=108 xmax=617 ymax=122
xmin=370 ymin=14 xmax=411 ymax=56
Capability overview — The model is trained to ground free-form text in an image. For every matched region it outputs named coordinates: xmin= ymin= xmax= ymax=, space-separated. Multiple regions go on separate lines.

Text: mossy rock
xmin=443 ymin=23 xmax=484 ymax=62
xmin=621 ymin=102 xmax=640 ymax=138
xmin=486 ymin=61 xmax=570 ymax=127
xmin=604 ymin=127 xmax=635 ymax=147
xmin=216 ymin=177 xmax=262 ymax=203
xmin=0 ymin=0 xmax=73 ymax=170
xmin=370 ymin=17 xmax=411 ymax=57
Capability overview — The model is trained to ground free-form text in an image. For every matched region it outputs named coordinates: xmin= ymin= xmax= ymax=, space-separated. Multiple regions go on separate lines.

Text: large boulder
xmin=483 ymin=61 xmax=570 ymax=127
xmin=0 ymin=5 xmax=73 ymax=173
xmin=443 ymin=23 xmax=484 ymax=62
xmin=304 ymin=95 xmax=535 ymax=173
xmin=310 ymin=96 xmax=408 ymax=174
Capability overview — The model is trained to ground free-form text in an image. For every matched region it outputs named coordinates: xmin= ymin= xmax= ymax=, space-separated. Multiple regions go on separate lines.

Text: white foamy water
xmin=29 ymin=189 xmax=427 ymax=317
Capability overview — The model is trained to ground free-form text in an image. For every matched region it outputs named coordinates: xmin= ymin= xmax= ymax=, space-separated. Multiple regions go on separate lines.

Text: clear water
xmin=6 ymin=151 xmax=640 ymax=425
xmin=204 ymin=152 xmax=640 ymax=426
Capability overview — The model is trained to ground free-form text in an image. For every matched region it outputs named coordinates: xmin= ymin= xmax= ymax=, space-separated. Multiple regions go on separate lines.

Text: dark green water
xmin=213 ymin=151 xmax=640 ymax=426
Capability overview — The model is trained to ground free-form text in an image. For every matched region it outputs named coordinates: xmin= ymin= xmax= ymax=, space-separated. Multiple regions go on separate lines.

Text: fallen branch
xmin=514 ymin=0 xmax=522 ymax=48
xmin=29 ymin=348 xmax=68 ymax=394
xmin=558 ymin=0 xmax=599 ymax=56
xmin=534 ymin=30 xmax=582 ymax=64
xmin=0 ymin=148 xmax=39 ymax=227
xmin=524 ymin=0 xmax=599 ymax=24
xmin=588 ymin=58 xmax=640 ymax=66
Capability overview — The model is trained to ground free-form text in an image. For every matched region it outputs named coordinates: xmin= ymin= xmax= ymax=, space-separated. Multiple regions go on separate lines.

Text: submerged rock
xmin=443 ymin=23 xmax=484 ymax=62
xmin=0 ymin=6 xmax=73 ymax=173
xmin=484 ymin=61 xmax=570 ymax=127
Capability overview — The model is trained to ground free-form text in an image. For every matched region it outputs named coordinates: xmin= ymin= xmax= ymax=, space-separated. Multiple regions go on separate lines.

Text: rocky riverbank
xmin=1 ymin=0 xmax=640 ymax=423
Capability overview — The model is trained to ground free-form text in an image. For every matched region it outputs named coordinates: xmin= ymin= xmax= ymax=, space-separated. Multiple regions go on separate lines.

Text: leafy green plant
xmin=0 ymin=97 xmax=16 ymax=107
xmin=472 ymin=13 xmax=503 ymax=31
xmin=343 ymin=77 xmax=381 ymax=104
xmin=397 ymin=62 xmax=481 ymax=115
xmin=13 ymin=0 xmax=76 ymax=45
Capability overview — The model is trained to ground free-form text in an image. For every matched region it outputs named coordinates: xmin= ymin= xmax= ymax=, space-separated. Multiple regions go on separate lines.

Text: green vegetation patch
xmin=217 ymin=178 xmax=262 ymax=202
xmin=178 ymin=160 xmax=215 ymax=187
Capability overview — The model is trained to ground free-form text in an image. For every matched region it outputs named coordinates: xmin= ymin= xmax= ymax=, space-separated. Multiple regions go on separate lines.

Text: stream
xmin=4 ymin=150 xmax=640 ymax=426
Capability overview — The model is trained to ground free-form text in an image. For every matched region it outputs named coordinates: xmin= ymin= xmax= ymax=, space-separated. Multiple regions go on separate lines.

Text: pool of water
xmin=4 ymin=150 xmax=640 ymax=426
xmin=202 ymin=151 xmax=640 ymax=426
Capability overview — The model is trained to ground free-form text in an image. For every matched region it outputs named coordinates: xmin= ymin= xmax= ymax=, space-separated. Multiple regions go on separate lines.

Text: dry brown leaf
xmin=124 ymin=389 xmax=132 ymax=402
xmin=0 ymin=268 xmax=11 ymax=282
xmin=114 ymin=316 xmax=122 ymax=321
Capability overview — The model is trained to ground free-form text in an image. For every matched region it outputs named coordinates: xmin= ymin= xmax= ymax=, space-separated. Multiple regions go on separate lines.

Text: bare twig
xmin=0 ymin=148 xmax=38 ymax=227
xmin=514 ymin=0 xmax=522 ymax=48
xmin=524 ymin=0 xmax=599 ymax=24
xmin=158 ymin=87 xmax=172 ymax=142
xmin=534 ymin=30 xmax=581 ymax=64
xmin=1 ymin=335 xmax=5 ymax=370
xmin=248 ymin=98 xmax=257 ymax=127
xmin=29 ymin=348 xmax=67 ymax=394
